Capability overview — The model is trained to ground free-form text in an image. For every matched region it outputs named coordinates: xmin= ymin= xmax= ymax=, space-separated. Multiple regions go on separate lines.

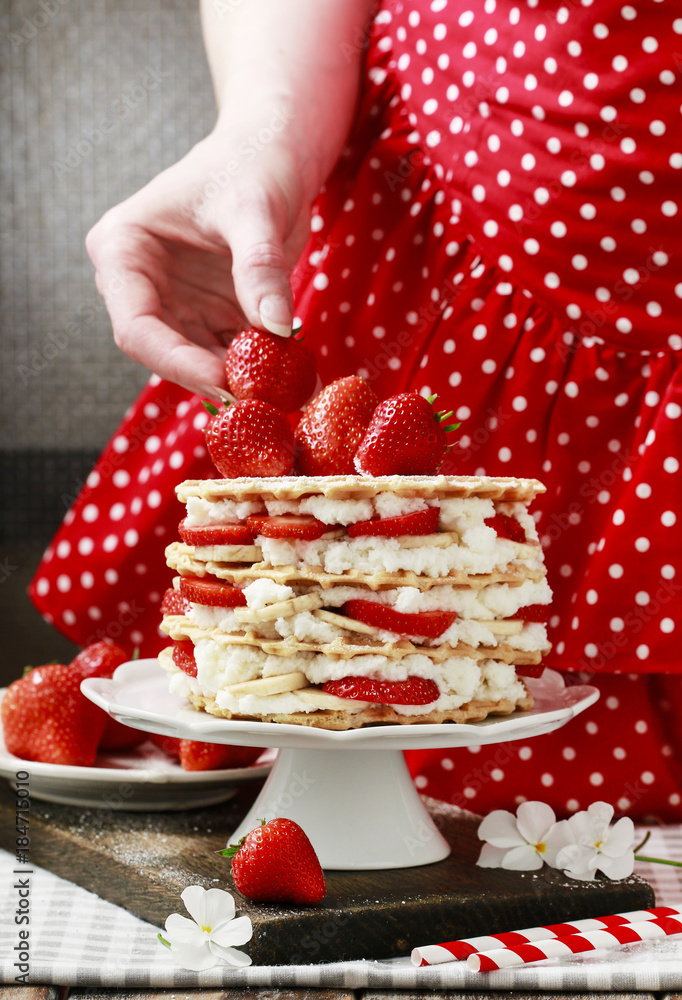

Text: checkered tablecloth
xmin=2 ymin=827 xmax=682 ymax=988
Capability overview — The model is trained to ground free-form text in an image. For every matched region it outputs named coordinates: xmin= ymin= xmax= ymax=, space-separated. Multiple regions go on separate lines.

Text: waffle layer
xmin=176 ymin=474 xmax=546 ymax=504
xmin=166 ymin=541 xmax=544 ymax=592
xmin=159 ymin=648 xmax=533 ymax=729
xmin=161 ymin=614 xmax=544 ymax=665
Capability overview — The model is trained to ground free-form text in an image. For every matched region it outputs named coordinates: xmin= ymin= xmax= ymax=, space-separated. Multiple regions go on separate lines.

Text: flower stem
xmin=157 ymin=933 xmax=171 ymax=949
xmin=635 ymin=854 xmax=682 ymax=868
xmin=634 ymin=830 xmax=651 ymax=853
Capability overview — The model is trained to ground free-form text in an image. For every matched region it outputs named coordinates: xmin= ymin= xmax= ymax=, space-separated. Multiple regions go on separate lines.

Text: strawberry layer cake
xmin=159 ymin=474 xmax=550 ymax=729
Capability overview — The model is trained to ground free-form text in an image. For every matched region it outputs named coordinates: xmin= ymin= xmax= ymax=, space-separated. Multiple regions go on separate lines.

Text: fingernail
xmin=198 ymin=384 xmax=236 ymax=405
xmin=210 ymin=385 xmax=238 ymax=405
xmin=259 ymin=294 xmax=292 ymax=338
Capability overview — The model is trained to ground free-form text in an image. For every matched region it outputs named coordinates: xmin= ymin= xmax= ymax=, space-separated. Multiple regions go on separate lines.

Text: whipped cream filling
xmin=184 ymin=574 xmax=551 ymax=648
xmin=186 ymin=603 xmax=548 ymax=652
xmin=257 ymin=530 xmax=540 ymax=577
xmin=184 ymin=493 xmax=531 ymax=536
xmin=168 ymin=640 xmax=526 ymax=717
xmin=185 ymin=497 xmax=264 ymax=525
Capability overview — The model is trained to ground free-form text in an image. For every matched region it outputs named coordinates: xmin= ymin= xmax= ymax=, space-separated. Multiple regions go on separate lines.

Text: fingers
xmin=215 ymin=191 xmax=294 ymax=338
xmin=95 ymin=263 xmax=227 ymax=395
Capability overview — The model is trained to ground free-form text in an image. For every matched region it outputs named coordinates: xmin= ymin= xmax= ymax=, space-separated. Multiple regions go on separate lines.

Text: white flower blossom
xmin=162 ymin=885 xmax=252 ymax=970
xmin=554 ymin=801 xmax=635 ymax=881
xmin=477 ymin=801 xmax=567 ymax=870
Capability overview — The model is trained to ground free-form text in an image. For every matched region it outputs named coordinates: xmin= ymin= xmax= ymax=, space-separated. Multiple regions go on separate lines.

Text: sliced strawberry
xmin=341 ymin=599 xmax=457 ymax=638
xmin=178 ymin=518 xmax=256 ymax=546
xmin=179 ymin=577 xmax=247 ymax=607
xmin=172 ymin=640 xmax=197 ymax=677
xmin=246 ymin=514 xmax=331 ymax=540
xmin=485 ymin=513 xmax=526 ymax=543
xmin=516 ymin=604 xmax=550 ymax=623
xmin=347 ymin=506 xmax=440 ymax=538
xmin=515 ymin=664 xmax=546 ymax=678
xmin=160 ymin=587 xmax=192 ymax=616
xmin=323 ymin=675 xmax=439 ymax=706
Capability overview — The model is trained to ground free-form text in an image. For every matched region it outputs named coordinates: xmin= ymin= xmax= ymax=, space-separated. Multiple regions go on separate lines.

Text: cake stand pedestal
xmin=83 ymin=660 xmax=599 ymax=871
xmin=230 ymin=747 xmax=450 ymax=868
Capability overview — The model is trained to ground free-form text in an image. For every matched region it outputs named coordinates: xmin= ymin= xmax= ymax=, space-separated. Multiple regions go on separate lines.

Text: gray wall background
xmin=2 ymin=0 xmax=216 ymax=452
xmin=1 ymin=0 xmax=218 ymax=676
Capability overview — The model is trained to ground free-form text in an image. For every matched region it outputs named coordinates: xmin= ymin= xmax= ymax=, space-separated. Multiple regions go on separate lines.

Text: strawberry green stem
xmin=202 ymin=400 xmax=220 ymax=417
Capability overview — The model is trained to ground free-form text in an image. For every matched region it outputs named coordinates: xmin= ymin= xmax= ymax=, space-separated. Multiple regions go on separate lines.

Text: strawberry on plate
xmin=178 ymin=519 xmax=256 ymax=546
xmin=70 ymin=639 xmax=128 ymax=679
xmin=225 ymin=327 xmax=318 ymax=413
xmin=247 ymin=514 xmax=330 ymax=541
xmin=347 ymin=506 xmax=440 ymax=538
xmin=69 ymin=640 xmax=144 ymax=752
xmin=172 ymin=640 xmax=197 ymax=677
xmin=179 ymin=577 xmax=247 ymax=607
xmin=148 ymin=734 xmax=264 ymax=771
xmin=354 ymin=392 xmax=459 ymax=476
xmin=295 ymin=375 xmax=379 ymax=475
xmin=204 ymin=399 xmax=295 ymax=478
xmin=341 ymin=599 xmax=457 ymax=639
xmin=1 ymin=663 xmax=107 ymax=766
xmin=486 ymin=513 xmax=527 ymax=544
xmin=221 ymin=818 xmax=326 ymax=905
xmin=323 ymin=675 xmax=440 ymax=706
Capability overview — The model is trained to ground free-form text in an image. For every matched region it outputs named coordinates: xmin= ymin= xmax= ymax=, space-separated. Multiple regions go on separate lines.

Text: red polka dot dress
xmin=30 ymin=0 xmax=682 ymax=820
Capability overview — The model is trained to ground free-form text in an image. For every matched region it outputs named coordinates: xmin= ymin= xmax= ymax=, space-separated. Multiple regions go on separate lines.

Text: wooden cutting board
xmin=0 ymin=782 xmax=654 ymax=966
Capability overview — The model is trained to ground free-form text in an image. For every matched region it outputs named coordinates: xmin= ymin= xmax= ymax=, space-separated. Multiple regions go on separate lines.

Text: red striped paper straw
xmin=410 ymin=903 xmax=682 ymax=966
xmin=468 ymin=916 xmax=682 ymax=972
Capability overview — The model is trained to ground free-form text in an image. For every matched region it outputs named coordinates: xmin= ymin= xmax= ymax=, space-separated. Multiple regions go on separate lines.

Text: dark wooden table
xmin=0 ymin=986 xmax=679 ymax=1000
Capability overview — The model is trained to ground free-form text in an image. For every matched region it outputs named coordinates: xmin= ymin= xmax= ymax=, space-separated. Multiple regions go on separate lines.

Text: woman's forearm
xmin=201 ymin=0 xmax=376 ymax=194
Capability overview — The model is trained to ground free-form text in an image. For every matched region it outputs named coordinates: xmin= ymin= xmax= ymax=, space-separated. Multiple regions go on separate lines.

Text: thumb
xmin=219 ymin=193 xmax=294 ymax=338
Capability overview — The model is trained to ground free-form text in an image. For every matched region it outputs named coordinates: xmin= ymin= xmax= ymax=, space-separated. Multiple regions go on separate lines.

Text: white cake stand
xmin=82 ymin=660 xmax=598 ymax=871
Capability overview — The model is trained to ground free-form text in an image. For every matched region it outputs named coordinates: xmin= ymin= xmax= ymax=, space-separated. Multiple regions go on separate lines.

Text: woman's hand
xmin=86 ymin=0 xmax=375 ymax=395
xmin=86 ymin=119 xmax=316 ymax=395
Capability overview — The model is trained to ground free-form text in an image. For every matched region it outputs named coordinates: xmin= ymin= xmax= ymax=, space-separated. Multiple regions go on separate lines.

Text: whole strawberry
xmin=1 ymin=664 xmax=107 ymax=766
xmin=295 ymin=375 xmax=378 ymax=475
xmin=69 ymin=640 xmax=143 ymax=752
xmin=204 ymin=399 xmax=295 ymax=478
xmin=70 ymin=639 xmax=128 ymax=679
xmin=221 ymin=818 xmax=326 ymax=905
xmin=354 ymin=392 xmax=458 ymax=476
xmin=149 ymin=734 xmax=264 ymax=771
xmin=225 ymin=328 xmax=318 ymax=413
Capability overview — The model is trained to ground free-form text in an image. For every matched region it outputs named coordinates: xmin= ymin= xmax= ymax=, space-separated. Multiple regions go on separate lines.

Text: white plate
xmin=82 ymin=659 xmax=599 ymax=751
xmin=82 ymin=661 xmax=598 ymax=868
xmin=0 ymin=688 xmax=275 ymax=810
